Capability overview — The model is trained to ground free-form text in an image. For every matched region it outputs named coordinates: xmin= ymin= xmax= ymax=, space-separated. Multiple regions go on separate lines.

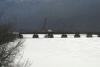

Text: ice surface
xmin=15 ymin=34 xmax=100 ymax=67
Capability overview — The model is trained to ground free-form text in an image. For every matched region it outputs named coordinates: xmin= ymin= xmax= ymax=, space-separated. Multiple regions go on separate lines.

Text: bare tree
xmin=0 ymin=23 xmax=24 ymax=67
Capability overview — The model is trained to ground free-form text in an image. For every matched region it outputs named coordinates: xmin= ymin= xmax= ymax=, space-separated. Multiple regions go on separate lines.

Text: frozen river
xmin=15 ymin=34 xmax=100 ymax=67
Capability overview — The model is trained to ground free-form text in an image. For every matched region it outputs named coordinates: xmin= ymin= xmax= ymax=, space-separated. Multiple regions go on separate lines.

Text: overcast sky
xmin=0 ymin=0 xmax=100 ymax=32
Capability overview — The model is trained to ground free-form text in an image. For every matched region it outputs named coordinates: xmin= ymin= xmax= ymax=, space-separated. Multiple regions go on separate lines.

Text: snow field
xmin=15 ymin=34 xmax=100 ymax=67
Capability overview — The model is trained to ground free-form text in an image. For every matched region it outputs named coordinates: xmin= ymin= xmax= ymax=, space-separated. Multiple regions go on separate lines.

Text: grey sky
xmin=0 ymin=0 xmax=100 ymax=32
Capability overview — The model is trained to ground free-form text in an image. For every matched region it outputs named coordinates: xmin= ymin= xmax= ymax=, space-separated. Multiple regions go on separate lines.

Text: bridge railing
xmin=15 ymin=32 xmax=100 ymax=38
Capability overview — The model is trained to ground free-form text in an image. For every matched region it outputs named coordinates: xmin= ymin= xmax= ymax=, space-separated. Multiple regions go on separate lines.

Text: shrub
xmin=0 ymin=23 xmax=23 ymax=67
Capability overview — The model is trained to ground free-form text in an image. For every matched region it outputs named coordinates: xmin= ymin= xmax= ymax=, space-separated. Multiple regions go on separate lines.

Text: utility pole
xmin=0 ymin=11 xmax=4 ymax=21
xmin=41 ymin=17 xmax=48 ymax=32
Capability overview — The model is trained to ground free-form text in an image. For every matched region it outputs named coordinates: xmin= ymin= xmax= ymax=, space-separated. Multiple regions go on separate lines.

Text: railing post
xmin=74 ymin=33 xmax=80 ymax=38
xmin=87 ymin=33 xmax=92 ymax=37
xmin=97 ymin=34 xmax=100 ymax=37
xmin=33 ymin=34 xmax=39 ymax=38
xmin=18 ymin=34 xmax=23 ymax=38
xmin=61 ymin=34 xmax=67 ymax=38
xmin=45 ymin=34 xmax=54 ymax=38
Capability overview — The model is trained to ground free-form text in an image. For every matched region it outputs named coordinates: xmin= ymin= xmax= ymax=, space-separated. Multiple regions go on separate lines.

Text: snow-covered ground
xmin=16 ymin=34 xmax=100 ymax=67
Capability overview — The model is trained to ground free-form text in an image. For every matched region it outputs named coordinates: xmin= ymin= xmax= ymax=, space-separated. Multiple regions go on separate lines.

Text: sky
xmin=0 ymin=0 xmax=100 ymax=32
